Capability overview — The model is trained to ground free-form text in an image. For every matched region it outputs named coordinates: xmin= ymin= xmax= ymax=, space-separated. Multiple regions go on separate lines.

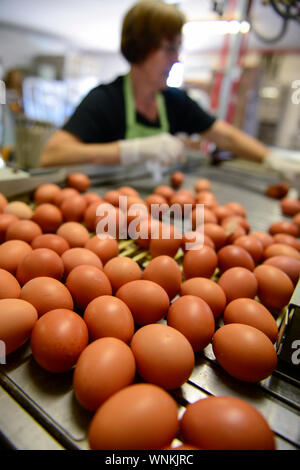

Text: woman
xmin=39 ymin=0 xmax=275 ymax=169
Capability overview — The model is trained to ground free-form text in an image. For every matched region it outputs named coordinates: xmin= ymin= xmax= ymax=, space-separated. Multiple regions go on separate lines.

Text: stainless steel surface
xmin=0 ymin=159 xmax=299 ymax=450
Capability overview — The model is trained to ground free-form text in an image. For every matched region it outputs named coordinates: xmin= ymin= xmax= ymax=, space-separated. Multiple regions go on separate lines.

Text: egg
xmin=73 ymin=337 xmax=136 ymax=411
xmin=265 ymin=182 xmax=289 ymax=199
xmin=94 ymin=203 xmax=126 ymax=239
xmin=118 ymin=186 xmax=140 ymax=198
xmin=169 ymin=190 xmax=195 ymax=212
xmin=171 ymin=171 xmax=184 ymax=188
xmin=181 ymin=277 xmax=226 ymax=318
xmin=183 ymin=246 xmax=218 ymax=280
xmin=4 ymin=201 xmax=33 ymax=220
xmin=131 ymin=324 xmax=194 ymax=389
xmin=212 ymin=205 xmax=234 ymax=222
xmin=0 ymin=298 xmax=38 ymax=355
xmin=196 ymin=191 xmax=217 ymax=209
xmin=0 ymin=268 xmax=21 ymax=299
xmin=254 ymin=265 xmax=294 ymax=310
xmin=88 ymin=383 xmax=179 ymax=450
xmin=149 ymin=223 xmax=182 ymax=258
xmin=218 ymin=245 xmax=255 ymax=273
xmin=103 ymin=190 xmax=120 ymax=206
xmin=116 ymin=279 xmax=170 ymax=325
xmin=218 ymin=267 xmax=258 ymax=303
xmin=34 ymin=184 xmax=62 ymax=205
xmin=32 ymin=203 xmax=63 ymax=232
xmin=233 ymin=235 xmax=264 ymax=264
xmin=20 ymin=276 xmax=74 ymax=317
xmin=268 ymin=221 xmax=299 ymax=238
xmin=66 ymin=264 xmax=112 ymax=311
xmin=56 ymin=222 xmax=90 ymax=247
xmin=180 ymin=396 xmax=275 ymax=450
xmin=223 ymin=298 xmax=278 ymax=343
xmin=30 ymin=309 xmax=88 ymax=373
xmin=84 ymin=295 xmax=134 ymax=343
xmin=6 ymin=219 xmax=42 ymax=243
xmin=263 ymin=255 xmax=300 ymax=285
xmin=212 ymin=323 xmax=277 ymax=382
xmin=16 ymin=248 xmax=64 ymax=285
xmin=280 ymin=198 xmax=300 ymax=216
xmin=0 ymin=214 xmax=19 ymax=243
xmin=250 ymin=231 xmax=274 ymax=249
xmin=82 ymin=192 xmax=103 ymax=206
xmin=154 ymin=185 xmax=175 ymax=202
xmin=67 ymin=172 xmax=91 ymax=192
xmin=167 ymin=295 xmax=215 ymax=351
xmin=0 ymin=193 xmax=8 ymax=211
xmin=145 ymin=194 xmax=168 ymax=210
xmin=61 ymin=247 xmax=103 ymax=276
xmin=273 ymin=233 xmax=300 ymax=251
xmin=60 ymin=195 xmax=87 ymax=222
xmin=182 ymin=231 xmax=215 ymax=251
xmin=203 ymin=223 xmax=227 ymax=250
xmin=31 ymin=234 xmax=70 ymax=255
xmin=103 ymin=256 xmax=142 ymax=292
xmin=54 ymin=187 xmax=80 ymax=207
xmin=225 ymin=202 xmax=247 ymax=217
xmin=191 ymin=207 xmax=217 ymax=228
xmin=293 ymin=212 xmax=300 ymax=229
xmin=0 ymin=240 xmax=33 ymax=274
xmin=263 ymin=243 xmax=300 ymax=261
xmin=194 ymin=178 xmax=211 ymax=193
xmin=142 ymin=255 xmax=182 ymax=300
xmin=84 ymin=235 xmax=119 ymax=265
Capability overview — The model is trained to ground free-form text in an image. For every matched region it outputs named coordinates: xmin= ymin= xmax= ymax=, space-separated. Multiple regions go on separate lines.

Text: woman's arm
xmin=202 ymin=119 xmax=269 ymax=163
xmin=39 ymin=130 xmax=121 ymax=167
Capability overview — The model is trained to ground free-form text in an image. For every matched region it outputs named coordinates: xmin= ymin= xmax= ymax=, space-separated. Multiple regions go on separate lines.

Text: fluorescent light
xmin=167 ymin=62 xmax=184 ymax=88
xmin=240 ymin=21 xmax=251 ymax=34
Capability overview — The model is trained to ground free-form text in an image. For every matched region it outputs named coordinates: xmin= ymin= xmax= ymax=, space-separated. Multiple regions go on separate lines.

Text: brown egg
xmin=103 ymin=256 xmax=141 ymax=292
xmin=116 ymin=279 xmax=170 ymax=325
xmin=6 ymin=219 xmax=42 ymax=243
xmin=0 ymin=240 xmax=32 ymax=274
xmin=181 ymin=277 xmax=226 ymax=318
xmin=53 ymin=187 xmax=80 ymax=207
xmin=84 ymin=235 xmax=119 ymax=265
xmin=203 ymin=223 xmax=227 ymax=250
xmin=183 ymin=246 xmax=218 ymax=280
xmin=0 ymin=298 xmax=38 ymax=355
xmin=280 ymin=198 xmax=300 ymax=217
xmin=212 ymin=323 xmax=277 ymax=382
xmin=0 ymin=214 xmax=19 ymax=243
xmin=67 ymin=172 xmax=91 ymax=192
xmin=149 ymin=223 xmax=182 ymax=258
xmin=66 ymin=264 xmax=112 ymax=311
xmin=30 ymin=309 xmax=88 ymax=373
xmin=254 ymin=265 xmax=294 ymax=310
xmin=82 ymin=192 xmax=102 ymax=206
xmin=293 ymin=212 xmax=300 ymax=229
xmin=32 ymin=203 xmax=63 ymax=232
xmin=73 ymin=337 xmax=136 ymax=411
xmin=194 ymin=178 xmax=211 ymax=193
xmin=118 ymin=186 xmax=140 ymax=198
xmin=126 ymin=198 xmax=149 ymax=225
xmin=16 ymin=248 xmax=64 ymax=285
xmin=234 ymin=235 xmax=264 ymax=264
xmin=167 ymin=295 xmax=215 ymax=351
xmin=56 ymin=221 xmax=90 ymax=247
xmin=31 ymin=234 xmax=70 ymax=255
xmin=263 ymin=255 xmax=300 ymax=286
xmin=180 ymin=396 xmax=275 ymax=450
xmin=145 ymin=194 xmax=168 ymax=210
xmin=218 ymin=267 xmax=258 ymax=303
xmin=191 ymin=207 xmax=217 ymax=229
xmin=88 ymin=383 xmax=179 ymax=450
xmin=223 ymin=298 xmax=278 ymax=343
xmin=225 ymin=202 xmax=247 ymax=217
xmin=265 ymin=182 xmax=289 ymax=199
xmin=84 ymin=295 xmax=134 ymax=343
xmin=20 ymin=276 xmax=73 ymax=317
xmin=60 ymin=195 xmax=87 ymax=222
xmin=169 ymin=189 xmax=195 ymax=212
xmin=212 ymin=205 xmax=234 ymax=222
xmin=131 ymin=323 xmax=194 ymax=389
xmin=263 ymin=243 xmax=300 ymax=261
xmin=95 ymin=203 xmax=126 ymax=239
xmin=250 ymin=231 xmax=274 ymax=249
xmin=269 ymin=221 xmax=299 ymax=238
xmin=4 ymin=201 xmax=33 ymax=220
xmin=171 ymin=171 xmax=184 ymax=188
xmin=142 ymin=255 xmax=182 ymax=300
xmin=34 ymin=184 xmax=62 ymax=205
xmin=0 ymin=268 xmax=21 ymax=299
xmin=182 ymin=231 xmax=215 ymax=251
xmin=103 ymin=190 xmax=120 ymax=206
xmin=222 ymin=215 xmax=250 ymax=234
xmin=61 ymin=247 xmax=103 ymax=277
xmin=83 ymin=201 xmax=102 ymax=231
xmin=218 ymin=245 xmax=255 ymax=273
xmin=273 ymin=233 xmax=300 ymax=251
xmin=154 ymin=185 xmax=175 ymax=202
xmin=0 ymin=193 xmax=8 ymax=212
xmin=196 ymin=191 xmax=217 ymax=209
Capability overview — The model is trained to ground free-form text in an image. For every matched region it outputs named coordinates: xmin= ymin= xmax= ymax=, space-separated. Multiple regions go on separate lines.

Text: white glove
xmin=264 ymin=151 xmax=300 ymax=195
xmin=119 ymin=133 xmax=184 ymax=167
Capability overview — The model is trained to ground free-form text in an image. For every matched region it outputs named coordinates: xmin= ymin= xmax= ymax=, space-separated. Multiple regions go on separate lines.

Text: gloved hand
xmin=119 ymin=133 xmax=184 ymax=167
xmin=264 ymin=151 xmax=300 ymax=196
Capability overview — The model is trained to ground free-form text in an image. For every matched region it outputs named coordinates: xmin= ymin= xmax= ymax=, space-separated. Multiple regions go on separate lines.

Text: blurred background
xmin=0 ymin=0 xmax=299 ymax=169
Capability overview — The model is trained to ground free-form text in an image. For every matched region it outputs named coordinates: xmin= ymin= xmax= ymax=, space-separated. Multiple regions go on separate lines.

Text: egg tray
xmin=1 ymin=162 xmax=300 ymax=450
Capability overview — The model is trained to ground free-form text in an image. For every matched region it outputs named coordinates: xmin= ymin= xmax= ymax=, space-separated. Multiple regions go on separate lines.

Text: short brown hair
xmin=121 ymin=0 xmax=185 ymax=64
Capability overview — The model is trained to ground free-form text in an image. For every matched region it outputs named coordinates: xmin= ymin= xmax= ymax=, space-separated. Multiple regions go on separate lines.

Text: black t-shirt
xmin=62 ymin=75 xmax=216 ymax=143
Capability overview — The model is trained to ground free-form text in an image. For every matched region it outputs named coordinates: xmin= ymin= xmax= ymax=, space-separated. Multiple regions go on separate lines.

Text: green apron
xmin=123 ymin=72 xmax=170 ymax=139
